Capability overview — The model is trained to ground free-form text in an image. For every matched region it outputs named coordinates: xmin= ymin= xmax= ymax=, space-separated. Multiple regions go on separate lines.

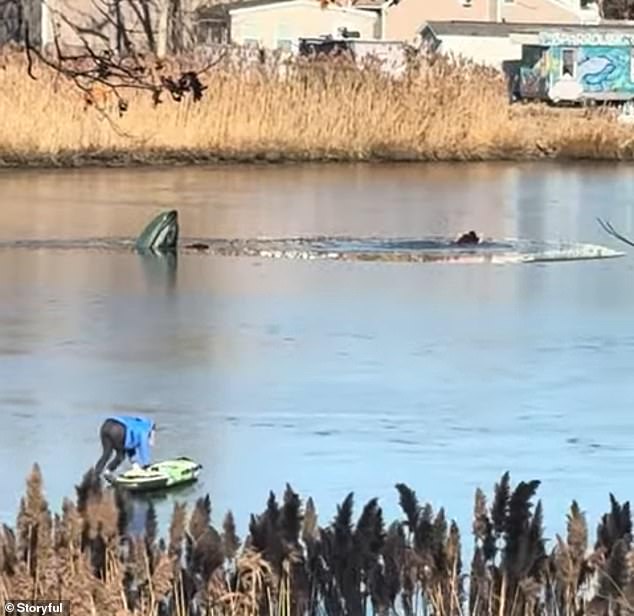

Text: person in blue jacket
xmin=94 ymin=415 xmax=156 ymax=477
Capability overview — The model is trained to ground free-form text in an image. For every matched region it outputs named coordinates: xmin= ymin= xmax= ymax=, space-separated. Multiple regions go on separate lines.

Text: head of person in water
xmin=456 ymin=230 xmax=480 ymax=245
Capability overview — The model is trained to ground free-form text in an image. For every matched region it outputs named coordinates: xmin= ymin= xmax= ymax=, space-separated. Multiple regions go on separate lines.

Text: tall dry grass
xmin=2 ymin=465 xmax=634 ymax=615
xmin=1 ymin=44 xmax=634 ymax=165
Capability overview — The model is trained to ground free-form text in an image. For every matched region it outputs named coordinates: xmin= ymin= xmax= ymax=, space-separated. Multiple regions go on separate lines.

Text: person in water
xmin=456 ymin=230 xmax=480 ymax=245
xmin=94 ymin=416 xmax=156 ymax=478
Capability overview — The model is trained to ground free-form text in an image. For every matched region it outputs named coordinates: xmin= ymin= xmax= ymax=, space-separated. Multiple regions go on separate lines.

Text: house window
xmin=240 ymin=22 xmax=260 ymax=47
xmin=276 ymin=23 xmax=293 ymax=51
xmin=194 ymin=19 xmax=229 ymax=45
xmin=561 ymin=47 xmax=576 ymax=77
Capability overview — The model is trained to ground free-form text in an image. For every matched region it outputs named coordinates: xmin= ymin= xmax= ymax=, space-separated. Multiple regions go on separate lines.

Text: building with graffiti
xmin=514 ymin=27 xmax=634 ymax=104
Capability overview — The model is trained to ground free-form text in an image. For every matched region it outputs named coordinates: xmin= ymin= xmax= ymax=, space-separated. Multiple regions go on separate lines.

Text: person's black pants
xmin=94 ymin=419 xmax=130 ymax=475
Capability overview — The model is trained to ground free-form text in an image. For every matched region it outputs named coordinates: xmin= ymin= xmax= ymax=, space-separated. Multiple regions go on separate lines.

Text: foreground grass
xmin=1 ymin=465 xmax=633 ymax=615
xmin=2 ymin=45 xmax=634 ymax=166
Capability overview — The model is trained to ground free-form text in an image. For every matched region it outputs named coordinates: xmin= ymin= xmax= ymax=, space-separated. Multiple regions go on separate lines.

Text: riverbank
xmin=2 ymin=47 xmax=634 ymax=167
xmin=0 ymin=464 xmax=630 ymax=615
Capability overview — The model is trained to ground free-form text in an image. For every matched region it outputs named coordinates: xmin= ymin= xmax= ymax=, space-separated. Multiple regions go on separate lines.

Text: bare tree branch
xmin=597 ymin=218 xmax=634 ymax=248
xmin=17 ymin=0 xmax=227 ymax=121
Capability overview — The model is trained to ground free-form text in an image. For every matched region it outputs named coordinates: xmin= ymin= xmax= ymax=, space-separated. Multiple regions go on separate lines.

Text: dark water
xmin=1 ymin=161 xmax=634 ymax=545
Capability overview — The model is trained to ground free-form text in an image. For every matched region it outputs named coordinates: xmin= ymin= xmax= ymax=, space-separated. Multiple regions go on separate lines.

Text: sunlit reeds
xmin=2 ymin=43 xmax=634 ymax=165
xmin=1 ymin=465 xmax=634 ymax=615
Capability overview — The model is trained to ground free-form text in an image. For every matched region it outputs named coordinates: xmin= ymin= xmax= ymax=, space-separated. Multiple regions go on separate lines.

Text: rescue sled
xmin=106 ymin=456 xmax=202 ymax=492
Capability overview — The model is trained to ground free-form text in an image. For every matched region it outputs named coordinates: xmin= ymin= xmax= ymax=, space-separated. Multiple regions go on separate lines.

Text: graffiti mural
xmin=518 ymin=40 xmax=634 ymax=101
xmin=518 ymin=46 xmax=554 ymax=99
xmin=518 ymin=67 xmax=548 ymax=99
xmin=538 ymin=31 xmax=634 ymax=46
xmin=574 ymin=46 xmax=633 ymax=93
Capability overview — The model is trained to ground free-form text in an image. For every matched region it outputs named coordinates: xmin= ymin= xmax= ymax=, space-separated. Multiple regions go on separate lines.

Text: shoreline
xmin=3 ymin=48 xmax=634 ymax=170
xmin=2 ymin=148 xmax=634 ymax=170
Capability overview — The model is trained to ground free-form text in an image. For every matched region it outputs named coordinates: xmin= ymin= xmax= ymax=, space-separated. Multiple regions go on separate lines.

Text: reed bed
xmin=1 ymin=465 xmax=634 ymax=615
xmin=1 ymin=44 xmax=634 ymax=165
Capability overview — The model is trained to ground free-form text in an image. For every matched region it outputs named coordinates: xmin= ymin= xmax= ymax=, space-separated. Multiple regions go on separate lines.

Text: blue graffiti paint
xmin=578 ymin=56 xmax=616 ymax=86
xmin=574 ymin=46 xmax=630 ymax=92
xmin=519 ymin=41 xmax=634 ymax=100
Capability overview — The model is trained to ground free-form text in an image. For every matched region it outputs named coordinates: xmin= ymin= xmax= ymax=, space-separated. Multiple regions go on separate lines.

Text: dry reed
xmin=1 ymin=466 xmax=634 ymax=615
xmin=2 ymin=43 xmax=634 ymax=166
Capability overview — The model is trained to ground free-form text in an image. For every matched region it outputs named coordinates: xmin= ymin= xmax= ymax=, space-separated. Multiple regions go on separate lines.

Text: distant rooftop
xmin=196 ymin=0 xmax=384 ymax=16
xmin=420 ymin=19 xmax=634 ymax=36
xmin=351 ymin=0 xmax=386 ymax=8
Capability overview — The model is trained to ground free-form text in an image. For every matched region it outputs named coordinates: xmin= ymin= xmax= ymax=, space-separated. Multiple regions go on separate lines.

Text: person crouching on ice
xmin=94 ymin=415 xmax=156 ymax=479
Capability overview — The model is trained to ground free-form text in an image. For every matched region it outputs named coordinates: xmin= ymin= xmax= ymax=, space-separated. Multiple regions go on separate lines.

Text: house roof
xmin=419 ymin=19 xmax=634 ymax=37
xmin=352 ymin=0 xmax=386 ymax=8
xmin=196 ymin=0 xmax=385 ymax=17
xmin=196 ymin=0 xmax=286 ymax=16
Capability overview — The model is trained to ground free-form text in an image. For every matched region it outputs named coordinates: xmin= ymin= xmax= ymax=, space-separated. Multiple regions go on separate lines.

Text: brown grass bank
xmin=2 ymin=46 xmax=634 ymax=167
xmin=1 ymin=465 xmax=633 ymax=615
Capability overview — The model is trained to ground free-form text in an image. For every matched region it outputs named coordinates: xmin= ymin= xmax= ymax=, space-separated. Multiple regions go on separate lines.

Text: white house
xmin=226 ymin=0 xmax=380 ymax=50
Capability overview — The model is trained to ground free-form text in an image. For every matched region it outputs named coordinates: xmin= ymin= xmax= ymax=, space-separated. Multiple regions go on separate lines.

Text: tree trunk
xmin=156 ymin=0 xmax=169 ymax=56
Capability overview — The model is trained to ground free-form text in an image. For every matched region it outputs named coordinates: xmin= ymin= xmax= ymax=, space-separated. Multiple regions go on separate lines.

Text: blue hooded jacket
xmin=108 ymin=416 xmax=155 ymax=466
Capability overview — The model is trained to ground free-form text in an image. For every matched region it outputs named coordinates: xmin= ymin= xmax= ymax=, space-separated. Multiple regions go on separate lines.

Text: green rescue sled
xmin=107 ymin=456 xmax=202 ymax=493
